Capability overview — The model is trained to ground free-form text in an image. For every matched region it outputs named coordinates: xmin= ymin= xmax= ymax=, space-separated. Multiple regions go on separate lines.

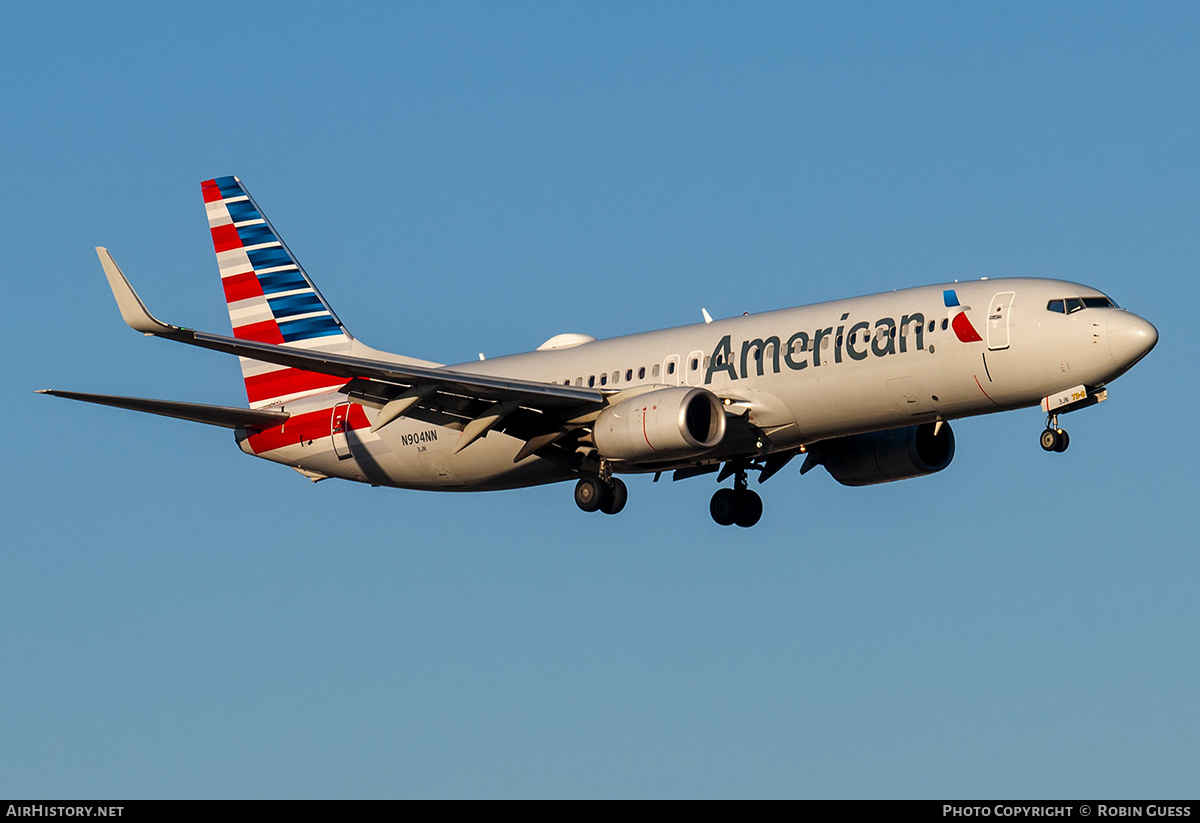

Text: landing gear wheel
xmin=1040 ymin=428 xmax=1070 ymax=453
xmin=733 ymin=489 xmax=763 ymax=528
xmin=710 ymin=486 xmax=763 ymax=527
xmin=574 ymin=476 xmax=606 ymax=512
xmin=710 ymin=488 xmax=738 ymax=526
xmin=599 ymin=478 xmax=627 ymax=515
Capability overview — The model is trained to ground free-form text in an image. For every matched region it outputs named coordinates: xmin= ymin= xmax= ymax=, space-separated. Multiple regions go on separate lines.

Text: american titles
xmin=705 ymin=310 xmax=930 ymax=385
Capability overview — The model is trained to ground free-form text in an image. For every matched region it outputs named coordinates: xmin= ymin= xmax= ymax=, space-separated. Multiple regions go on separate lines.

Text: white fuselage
xmin=237 ymin=277 xmax=1154 ymax=490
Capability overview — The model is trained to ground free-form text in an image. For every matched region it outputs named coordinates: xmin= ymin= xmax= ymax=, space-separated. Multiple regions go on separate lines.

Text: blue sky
xmin=3 ymin=1 xmax=1197 ymax=798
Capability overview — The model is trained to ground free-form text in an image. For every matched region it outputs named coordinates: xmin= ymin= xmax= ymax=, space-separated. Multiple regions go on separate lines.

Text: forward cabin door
xmin=331 ymin=402 xmax=352 ymax=459
xmin=987 ymin=291 xmax=1016 ymax=351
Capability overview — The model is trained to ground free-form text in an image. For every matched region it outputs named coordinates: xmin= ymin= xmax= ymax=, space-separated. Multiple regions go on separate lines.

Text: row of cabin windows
xmin=564 ymin=364 xmax=655 ymax=387
xmin=563 ymin=360 xmax=686 ymax=388
xmin=560 ymin=318 xmax=957 ymax=386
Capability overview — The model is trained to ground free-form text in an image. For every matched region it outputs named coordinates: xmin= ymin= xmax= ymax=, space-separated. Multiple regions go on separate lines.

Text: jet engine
xmin=593 ymin=386 xmax=726 ymax=463
xmin=809 ymin=421 xmax=955 ymax=486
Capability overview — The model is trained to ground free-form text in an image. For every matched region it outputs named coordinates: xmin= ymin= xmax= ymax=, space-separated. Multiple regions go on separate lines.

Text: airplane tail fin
xmin=202 ymin=176 xmax=354 ymax=408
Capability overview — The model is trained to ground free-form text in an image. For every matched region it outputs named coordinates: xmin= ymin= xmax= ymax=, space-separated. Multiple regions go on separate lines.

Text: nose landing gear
xmin=709 ymin=467 xmax=762 ymax=527
xmin=1040 ymin=413 xmax=1070 ymax=453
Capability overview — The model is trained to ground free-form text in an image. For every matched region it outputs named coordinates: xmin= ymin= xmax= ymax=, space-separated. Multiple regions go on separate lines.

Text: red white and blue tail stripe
xmin=202 ymin=176 xmax=353 ymax=408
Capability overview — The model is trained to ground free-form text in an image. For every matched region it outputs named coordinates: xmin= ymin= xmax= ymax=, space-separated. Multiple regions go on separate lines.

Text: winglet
xmin=95 ymin=247 xmax=178 ymax=335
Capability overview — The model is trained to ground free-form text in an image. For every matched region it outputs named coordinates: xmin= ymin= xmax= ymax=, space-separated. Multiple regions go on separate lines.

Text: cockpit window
xmin=1049 ymin=295 xmax=1118 ymax=314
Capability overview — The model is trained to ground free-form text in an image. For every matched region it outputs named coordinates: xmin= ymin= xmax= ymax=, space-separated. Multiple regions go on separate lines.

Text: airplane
xmin=40 ymin=176 xmax=1159 ymax=527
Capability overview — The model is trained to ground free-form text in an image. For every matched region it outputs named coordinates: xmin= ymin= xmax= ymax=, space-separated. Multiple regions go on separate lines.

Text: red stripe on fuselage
xmin=247 ymin=404 xmax=369 ymax=454
xmin=973 ymin=374 xmax=1002 ymax=407
xmin=210 ymin=223 xmax=242 ymax=253
xmin=244 ymin=368 xmax=346 ymax=405
xmin=221 ymin=271 xmax=264 ymax=304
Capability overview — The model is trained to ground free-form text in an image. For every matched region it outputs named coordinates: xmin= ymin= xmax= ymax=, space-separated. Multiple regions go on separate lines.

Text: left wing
xmin=98 ymin=247 xmax=603 ymax=409
xmin=96 ymin=247 xmax=609 ymax=456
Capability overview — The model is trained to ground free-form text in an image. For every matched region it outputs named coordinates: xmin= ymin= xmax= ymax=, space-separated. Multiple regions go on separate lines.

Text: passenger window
xmin=638 ymin=367 xmax=646 ymax=379
xmin=753 ymin=348 xmax=761 ymax=361
xmin=612 ymin=371 xmax=619 ymax=384
xmin=822 ymin=336 xmax=830 ymax=349
xmin=928 ymin=320 xmax=935 ymax=333
xmin=574 ymin=377 xmax=582 ymax=387
xmin=599 ymin=374 xmax=607 ymax=386
xmin=588 ymin=375 xmax=595 ymax=387
xmin=667 ymin=361 xmax=676 ymax=375
xmin=652 ymin=364 xmax=660 ymax=377
xmin=703 ymin=356 xmax=711 ymax=370
xmin=1047 ymin=299 xmax=1065 ymax=313
xmin=941 ymin=318 xmax=949 ymax=331
xmin=690 ymin=358 xmax=698 ymax=370
xmin=625 ymin=369 xmax=633 ymax=381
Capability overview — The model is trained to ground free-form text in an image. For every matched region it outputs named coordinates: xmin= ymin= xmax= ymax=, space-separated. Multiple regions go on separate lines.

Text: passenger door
xmin=987 ymin=291 xmax=1016 ymax=351
xmin=331 ymin=402 xmax=352 ymax=460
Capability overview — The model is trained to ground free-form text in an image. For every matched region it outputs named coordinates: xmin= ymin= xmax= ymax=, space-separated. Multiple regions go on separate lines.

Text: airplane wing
xmin=96 ymin=247 xmax=610 ymax=455
xmin=98 ymin=247 xmax=603 ymax=409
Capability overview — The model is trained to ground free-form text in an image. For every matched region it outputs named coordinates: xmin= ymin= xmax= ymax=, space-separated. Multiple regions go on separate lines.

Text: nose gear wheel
xmin=1040 ymin=413 xmax=1069 ymax=453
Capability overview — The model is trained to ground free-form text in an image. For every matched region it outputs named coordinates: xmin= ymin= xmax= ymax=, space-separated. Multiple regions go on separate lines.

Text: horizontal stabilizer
xmin=36 ymin=390 xmax=289 ymax=430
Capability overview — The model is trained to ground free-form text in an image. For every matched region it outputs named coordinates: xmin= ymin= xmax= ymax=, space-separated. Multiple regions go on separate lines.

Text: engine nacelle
xmin=594 ymin=387 xmax=726 ymax=463
xmin=814 ymin=421 xmax=955 ymax=487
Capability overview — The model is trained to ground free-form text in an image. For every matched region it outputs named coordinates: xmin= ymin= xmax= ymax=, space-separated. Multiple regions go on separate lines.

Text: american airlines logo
xmin=705 ymin=310 xmax=928 ymax=384
xmin=704 ymin=290 xmax=983 ymax=385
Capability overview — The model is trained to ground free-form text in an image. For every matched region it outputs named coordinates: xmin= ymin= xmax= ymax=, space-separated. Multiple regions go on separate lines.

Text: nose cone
xmin=1107 ymin=311 xmax=1158 ymax=370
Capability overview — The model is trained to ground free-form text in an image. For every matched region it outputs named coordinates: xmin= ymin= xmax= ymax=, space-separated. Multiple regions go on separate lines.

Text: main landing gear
xmin=1040 ymin=413 xmax=1070 ymax=453
xmin=709 ymin=467 xmax=762 ymax=528
xmin=574 ymin=475 xmax=628 ymax=515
